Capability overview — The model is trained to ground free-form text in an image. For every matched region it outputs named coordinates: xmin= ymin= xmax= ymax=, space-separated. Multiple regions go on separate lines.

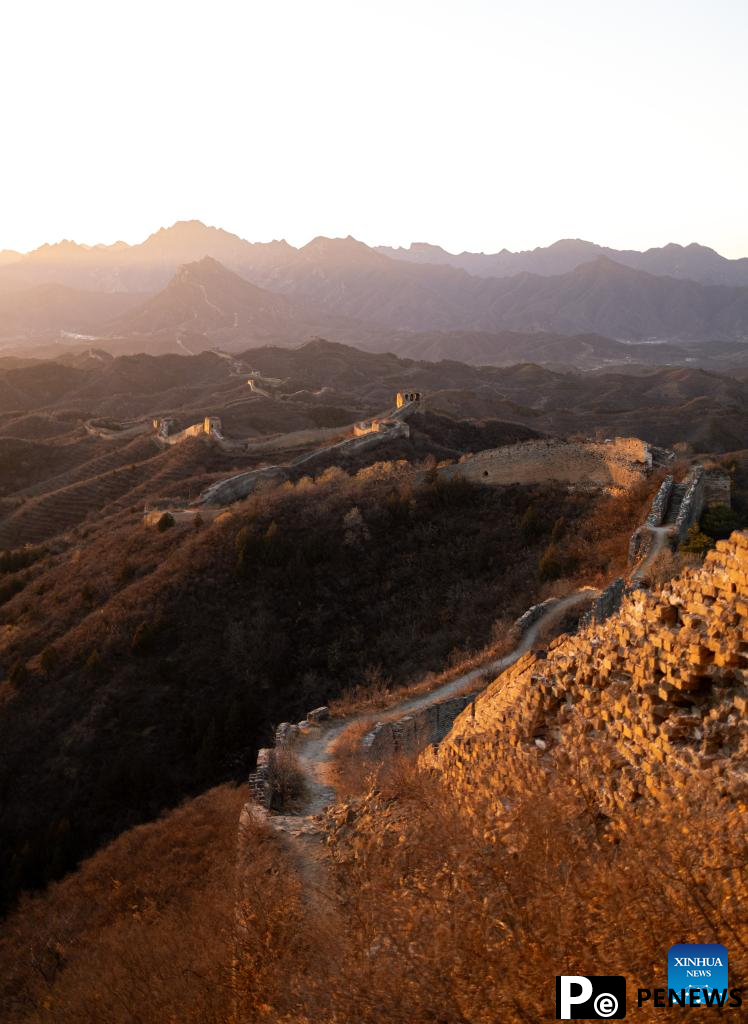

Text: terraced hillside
xmin=0 ymin=437 xmax=163 ymax=547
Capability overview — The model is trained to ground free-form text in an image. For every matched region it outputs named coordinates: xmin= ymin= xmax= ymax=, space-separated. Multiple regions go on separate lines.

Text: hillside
xmin=390 ymin=327 xmax=712 ymax=370
xmin=0 ymin=340 xmax=746 ymax=1019
xmin=0 ymin=460 xmax=649 ymax=909
xmin=237 ymin=245 xmax=748 ymax=340
xmin=107 ymin=257 xmax=370 ymax=352
xmin=292 ymin=532 xmax=748 ymax=1023
xmin=0 ymin=284 xmax=143 ymax=339
xmin=1 ymin=336 xmax=747 ymax=555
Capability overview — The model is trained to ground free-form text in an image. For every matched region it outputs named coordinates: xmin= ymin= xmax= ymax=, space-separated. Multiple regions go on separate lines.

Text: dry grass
xmin=0 ymin=785 xmax=245 ymax=1024
xmin=329 ymin=616 xmax=520 ymax=719
xmin=5 ymin=733 xmax=745 ymax=1024
xmin=232 ymin=752 xmax=748 ymax=1023
xmin=329 ymin=720 xmax=379 ymax=798
xmin=267 ymin=747 xmax=307 ymax=811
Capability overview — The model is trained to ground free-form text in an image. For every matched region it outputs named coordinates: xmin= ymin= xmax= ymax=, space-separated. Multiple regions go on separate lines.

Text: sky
xmin=1 ymin=0 xmax=746 ymax=257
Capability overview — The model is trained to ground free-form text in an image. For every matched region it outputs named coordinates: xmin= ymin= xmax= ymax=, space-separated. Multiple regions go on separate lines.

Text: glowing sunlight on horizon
xmin=1 ymin=0 xmax=746 ymax=257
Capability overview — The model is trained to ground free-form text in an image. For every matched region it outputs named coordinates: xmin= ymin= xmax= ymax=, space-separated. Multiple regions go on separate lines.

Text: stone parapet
xmin=361 ymin=693 xmax=476 ymax=760
xmin=646 ymin=475 xmax=674 ymax=527
xmin=675 ymin=469 xmax=706 ymax=542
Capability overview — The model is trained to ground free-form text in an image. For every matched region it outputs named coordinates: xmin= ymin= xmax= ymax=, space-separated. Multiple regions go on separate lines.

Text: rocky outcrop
xmin=425 ymin=531 xmax=748 ymax=814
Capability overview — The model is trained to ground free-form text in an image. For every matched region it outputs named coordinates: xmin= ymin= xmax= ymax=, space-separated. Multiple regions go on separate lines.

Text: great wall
xmin=237 ymin=439 xmax=737 ymax=875
xmin=423 ymin=530 xmax=748 ymax=815
xmin=440 ymin=435 xmax=653 ymax=489
xmin=137 ymin=383 xmax=673 ymax=517
xmin=237 ymin=534 xmax=747 ymax=980
xmin=245 ymin=586 xmax=600 ymax=809
xmin=127 ymin=381 xmax=662 ymax=520
xmin=138 ymin=377 xmax=741 ymax=992
xmin=84 ymin=383 xmax=742 ymax=820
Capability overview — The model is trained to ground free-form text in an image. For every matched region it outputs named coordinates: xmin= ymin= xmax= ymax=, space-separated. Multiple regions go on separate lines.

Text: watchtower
xmin=396 ymin=390 xmax=423 ymax=409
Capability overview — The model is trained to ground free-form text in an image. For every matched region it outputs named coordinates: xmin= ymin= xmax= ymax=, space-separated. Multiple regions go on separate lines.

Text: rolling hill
xmin=2 ymin=338 xmax=748 ymax=455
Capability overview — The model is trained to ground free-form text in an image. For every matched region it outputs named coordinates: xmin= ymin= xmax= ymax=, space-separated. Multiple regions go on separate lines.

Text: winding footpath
xmin=236 ymin=486 xmax=683 ymax=946
xmin=249 ymin=586 xmax=600 ymax=855
xmin=243 ymin=532 xmax=676 ymax=854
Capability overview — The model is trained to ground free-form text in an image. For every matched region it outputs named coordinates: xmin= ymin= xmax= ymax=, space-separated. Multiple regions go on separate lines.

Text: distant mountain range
xmin=375 ymin=238 xmax=748 ymax=286
xmin=1 ymin=221 xmax=748 ymax=361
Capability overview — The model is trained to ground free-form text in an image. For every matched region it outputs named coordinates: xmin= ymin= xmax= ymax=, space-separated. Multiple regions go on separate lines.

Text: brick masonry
xmin=424 ymin=531 xmax=748 ymax=814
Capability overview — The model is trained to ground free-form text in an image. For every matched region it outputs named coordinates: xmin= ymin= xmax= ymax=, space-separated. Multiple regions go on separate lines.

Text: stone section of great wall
xmin=424 ymin=531 xmax=748 ymax=812
xmin=440 ymin=436 xmax=652 ymax=489
xmin=361 ymin=694 xmax=476 ymax=761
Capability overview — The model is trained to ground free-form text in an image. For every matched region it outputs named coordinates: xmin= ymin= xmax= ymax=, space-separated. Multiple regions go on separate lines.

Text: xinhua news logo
xmin=635 ymin=942 xmax=743 ymax=1008
xmin=556 ymin=976 xmax=626 ymax=1019
xmin=669 ymin=943 xmax=728 ymax=1001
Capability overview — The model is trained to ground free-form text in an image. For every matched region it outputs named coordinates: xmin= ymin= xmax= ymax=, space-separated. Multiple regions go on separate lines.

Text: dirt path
xmin=241 ymin=515 xmax=671 ymax=917
xmin=273 ymin=585 xmax=600 ymax=824
xmin=634 ymin=524 xmax=672 ymax=579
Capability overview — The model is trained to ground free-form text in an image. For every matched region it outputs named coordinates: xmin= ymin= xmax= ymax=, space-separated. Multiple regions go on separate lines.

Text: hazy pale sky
xmin=2 ymin=0 xmax=746 ymax=256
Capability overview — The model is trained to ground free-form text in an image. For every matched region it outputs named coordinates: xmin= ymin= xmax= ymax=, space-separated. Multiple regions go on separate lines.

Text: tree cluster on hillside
xmin=0 ymin=464 xmax=653 ymax=910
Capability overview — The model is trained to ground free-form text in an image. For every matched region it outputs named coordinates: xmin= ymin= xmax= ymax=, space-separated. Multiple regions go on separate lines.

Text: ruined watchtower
xmin=396 ymin=390 xmax=422 ymax=409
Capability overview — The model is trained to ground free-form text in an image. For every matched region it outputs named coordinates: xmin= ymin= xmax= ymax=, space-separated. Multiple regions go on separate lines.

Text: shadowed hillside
xmin=0 ymin=462 xmax=654 ymax=910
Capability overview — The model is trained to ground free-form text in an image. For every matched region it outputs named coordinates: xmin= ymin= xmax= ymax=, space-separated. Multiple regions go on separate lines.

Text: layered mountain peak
xmin=544 ymin=237 xmax=599 ymax=253
xmin=408 ymin=242 xmax=451 ymax=255
xmin=139 ymin=219 xmax=248 ymax=256
xmin=301 ymin=234 xmax=386 ymax=265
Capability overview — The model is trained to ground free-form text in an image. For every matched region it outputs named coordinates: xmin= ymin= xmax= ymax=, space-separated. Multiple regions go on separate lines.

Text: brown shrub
xmin=305 ymin=758 xmax=748 ymax=1023
xmin=0 ymin=785 xmax=244 ymax=1024
xmin=268 ymin=747 xmax=307 ymax=810
xmin=330 ymin=719 xmax=379 ymax=798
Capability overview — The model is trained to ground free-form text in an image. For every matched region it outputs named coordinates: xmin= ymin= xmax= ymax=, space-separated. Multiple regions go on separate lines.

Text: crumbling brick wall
xmin=440 ymin=438 xmax=650 ymax=490
xmin=646 ymin=475 xmax=674 ymax=527
xmin=424 ymin=531 xmax=748 ymax=815
xmin=675 ymin=469 xmax=706 ymax=542
xmin=361 ymin=694 xmax=476 ymax=760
